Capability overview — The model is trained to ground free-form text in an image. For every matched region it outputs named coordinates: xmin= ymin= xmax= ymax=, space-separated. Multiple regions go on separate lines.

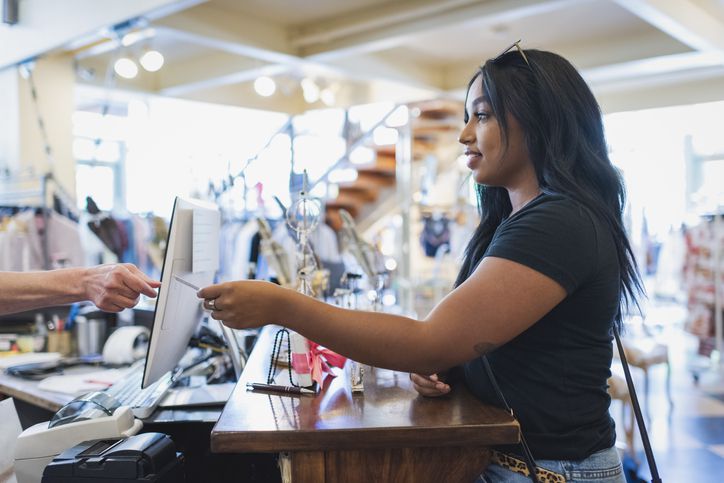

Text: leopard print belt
xmin=490 ymin=450 xmax=566 ymax=483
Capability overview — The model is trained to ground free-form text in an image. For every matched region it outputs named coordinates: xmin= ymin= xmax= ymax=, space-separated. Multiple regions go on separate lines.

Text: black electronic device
xmin=6 ymin=355 xmax=103 ymax=380
xmin=41 ymin=432 xmax=184 ymax=483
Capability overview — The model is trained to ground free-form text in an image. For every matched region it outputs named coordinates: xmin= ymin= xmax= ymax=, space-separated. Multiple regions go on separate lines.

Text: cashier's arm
xmin=0 ymin=265 xmax=160 ymax=316
xmin=200 ymin=256 xmax=566 ymax=375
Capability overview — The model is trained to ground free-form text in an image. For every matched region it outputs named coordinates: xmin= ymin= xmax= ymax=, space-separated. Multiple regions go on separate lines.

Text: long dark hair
xmin=454 ymin=49 xmax=643 ymax=329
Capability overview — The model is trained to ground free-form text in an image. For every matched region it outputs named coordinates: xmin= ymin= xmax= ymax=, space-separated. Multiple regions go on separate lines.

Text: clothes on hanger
xmin=221 ymin=218 xmax=262 ymax=282
xmin=419 ymin=212 xmax=451 ymax=258
xmin=683 ymin=217 xmax=724 ymax=357
xmin=0 ymin=209 xmax=85 ymax=270
xmin=52 ymin=193 xmax=79 ymax=223
xmin=82 ymin=197 xmax=162 ymax=272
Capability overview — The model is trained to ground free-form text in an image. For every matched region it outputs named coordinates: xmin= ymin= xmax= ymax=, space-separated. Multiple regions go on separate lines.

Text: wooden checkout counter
xmin=211 ymin=327 xmax=520 ymax=483
xmin=1 ymin=326 xmax=520 ymax=483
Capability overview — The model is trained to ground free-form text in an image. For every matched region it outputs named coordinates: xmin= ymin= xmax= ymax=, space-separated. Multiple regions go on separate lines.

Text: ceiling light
xmin=114 ymin=57 xmax=138 ymax=79
xmin=140 ymin=50 xmax=164 ymax=72
xmin=320 ymin=88 xmax=335 ymax=106
xmin=301 ymin=78 xmax=319 ymax=103
xmin=254 ymin=76 xmax=276 ymax=97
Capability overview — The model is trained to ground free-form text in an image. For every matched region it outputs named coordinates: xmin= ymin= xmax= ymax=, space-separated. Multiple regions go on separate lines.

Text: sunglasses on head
xmin=493 ymin=39 xmax=531 ymax=68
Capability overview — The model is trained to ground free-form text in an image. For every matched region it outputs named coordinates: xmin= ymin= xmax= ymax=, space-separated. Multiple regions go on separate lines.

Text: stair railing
xmin=308 ymin=105 xmax=402 ymax=192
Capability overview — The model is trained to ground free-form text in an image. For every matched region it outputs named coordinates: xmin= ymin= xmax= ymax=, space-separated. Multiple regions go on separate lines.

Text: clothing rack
xmin=0 ymin=171 xmax=78 ymax=269
xmin=684 ymin=208 xmax=724 ymax=376
xmin=713 ymin=205 xmax=723 ymax=365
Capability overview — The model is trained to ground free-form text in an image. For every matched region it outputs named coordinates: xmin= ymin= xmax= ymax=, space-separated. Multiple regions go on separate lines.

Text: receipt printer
xmin=41 ymin=432 xmax=184 ymax=482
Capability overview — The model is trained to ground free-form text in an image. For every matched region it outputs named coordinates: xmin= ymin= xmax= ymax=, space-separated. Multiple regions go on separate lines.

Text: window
xmin=73 ymin=109 xmax=128 ymax=212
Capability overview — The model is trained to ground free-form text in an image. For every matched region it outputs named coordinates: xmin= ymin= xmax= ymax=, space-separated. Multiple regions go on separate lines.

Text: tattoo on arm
xmin=473 ymin=342 xmax=498 ymax=356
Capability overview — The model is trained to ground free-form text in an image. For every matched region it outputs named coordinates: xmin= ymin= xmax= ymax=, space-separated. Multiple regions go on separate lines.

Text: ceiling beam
xmin=592 ymin=62 xmax=724 ymax=96
xmin=74 ymin=0 xmax=583 ymax=100
xmin=441 ymin=21 xmax=717 ymax=90
xmin=296 ymin=0 xmax=580 ymax=60
xmin=612 ymin=0 xmax=724 ymax=58
xmin=595 ymin=70 xmax=724 ymax=113
xmin=153 ymin=3 xmax=296 ymax=64
xmin=160 ymin=49 xmax=446 ymax=98
xmin=291 ymin=0 xmax=478 ymax=48
xmin=157 ymin=52 xmax=257 ymax=88
xmin=445 ymin=49 xmax=724 ymax=99
xmin=145 ymin=3 xmax=449 ymax=96
xmin=582 ymin=51 xmax=724 ymax=86
xmin=319 ymin=51 xmax=445 ymax=92
xmin=160 ymin=63 xmax=289 ymax=97
xmin=73 ymin=27 xmax=157 ymax=61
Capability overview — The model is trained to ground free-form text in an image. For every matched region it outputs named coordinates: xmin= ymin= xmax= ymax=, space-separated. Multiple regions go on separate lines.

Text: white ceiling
xmin=64 ymin=0 xmax=724 ymax=113
xmin=392 ymin=0 xmax=650 ymax=63
xmin=211 ymin=0 xmax=395 ymax=26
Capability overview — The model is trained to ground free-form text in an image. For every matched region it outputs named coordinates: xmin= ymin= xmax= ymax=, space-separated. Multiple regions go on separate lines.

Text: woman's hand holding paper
xmin=198 ymin=280 xmax=286 ymax=329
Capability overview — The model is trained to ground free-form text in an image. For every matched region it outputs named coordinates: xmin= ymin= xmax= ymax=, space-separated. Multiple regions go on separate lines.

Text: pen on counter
xmin=246 ymin=382 xmax=316 ymax=395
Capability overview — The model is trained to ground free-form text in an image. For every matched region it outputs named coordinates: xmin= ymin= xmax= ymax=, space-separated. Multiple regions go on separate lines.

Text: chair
xmin=619 ymin=338 xmax=673 ymax=411
xmin=607 ymin=373 xmax=635 ymax=458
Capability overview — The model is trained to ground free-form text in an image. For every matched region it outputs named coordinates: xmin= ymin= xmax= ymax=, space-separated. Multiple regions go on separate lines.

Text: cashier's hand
xmin=84 ymin=264 xmax=160 ymax=312
xmin=410 ymin=373 xmax=450 ymax=397
xmin=198 ymin=280 xmax=281 ymax=329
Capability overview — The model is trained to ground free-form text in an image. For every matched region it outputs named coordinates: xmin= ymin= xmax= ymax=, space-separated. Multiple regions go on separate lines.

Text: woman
xmin=198 ymin=45 xmax=641 ymax=482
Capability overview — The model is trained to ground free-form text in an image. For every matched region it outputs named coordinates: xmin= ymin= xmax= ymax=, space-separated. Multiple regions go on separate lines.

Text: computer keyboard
xmin=105 ymin=363 xmax=175 ymax=419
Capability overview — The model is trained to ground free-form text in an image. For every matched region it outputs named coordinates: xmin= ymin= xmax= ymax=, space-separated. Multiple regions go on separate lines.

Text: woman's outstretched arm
xmin=198 ymin=256 xmax=566 ymax=375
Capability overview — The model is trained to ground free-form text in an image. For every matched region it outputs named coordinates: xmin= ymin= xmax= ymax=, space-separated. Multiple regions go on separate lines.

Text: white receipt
xmin=37 ymin=369 xmax=129 ymax=396
xmin=192 ymin=208 xmax=220 ymax=273
xmin=173 ymin=275 xmax=200 ymax=291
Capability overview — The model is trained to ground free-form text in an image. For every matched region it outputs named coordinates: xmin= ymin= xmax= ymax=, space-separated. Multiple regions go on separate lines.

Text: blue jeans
xmin=477 ymin=446 xmax=625 ymax=482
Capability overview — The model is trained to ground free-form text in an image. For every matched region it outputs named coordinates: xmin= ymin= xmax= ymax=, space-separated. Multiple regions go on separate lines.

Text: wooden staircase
xmin=325 ymin=145 xmax=396 ymax=231
xmin=325 ymin=100 xmax=462 ymax=232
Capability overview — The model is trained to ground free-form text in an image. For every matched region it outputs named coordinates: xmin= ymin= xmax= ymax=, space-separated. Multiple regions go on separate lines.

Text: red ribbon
xmin=307 ymin=341 xmax=347 ymax=387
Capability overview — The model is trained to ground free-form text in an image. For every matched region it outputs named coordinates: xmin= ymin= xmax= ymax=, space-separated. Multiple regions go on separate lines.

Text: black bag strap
xmin=483 ymin=329 xmax=663 ymax=483
xmin=482 ymin=356 xmax=540 ymax=483
xmin=613 ymin=326 xmax=662 ymax=483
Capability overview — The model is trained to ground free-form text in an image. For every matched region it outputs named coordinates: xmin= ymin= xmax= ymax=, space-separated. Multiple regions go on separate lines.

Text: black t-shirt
xmin=462 ymin=193 xmax=620 ymax=460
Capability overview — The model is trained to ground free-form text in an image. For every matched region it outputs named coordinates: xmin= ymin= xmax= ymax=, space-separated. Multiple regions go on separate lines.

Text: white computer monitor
xmin=142 ymin=196 xmax=220 ymax=388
